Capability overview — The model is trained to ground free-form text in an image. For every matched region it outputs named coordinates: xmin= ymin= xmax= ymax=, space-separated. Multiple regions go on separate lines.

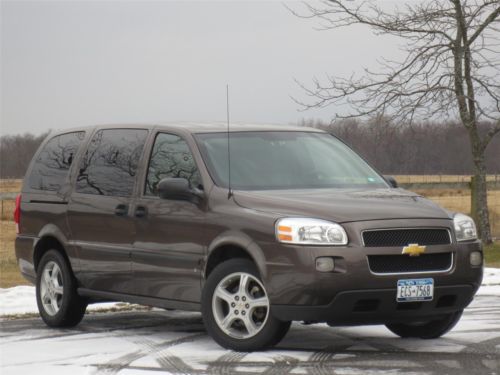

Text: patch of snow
xmin=476 ymin=267 xmax=500 ymax=297
xmin=1 ymin=293 xmax=499 ymax=375
xmin=482 ymin=267 xmax=500 ymax=285
xmin=0 ymin=286 xmax=120 ymax=316
xmin=1 ymin=267 xmax=499 ymax=317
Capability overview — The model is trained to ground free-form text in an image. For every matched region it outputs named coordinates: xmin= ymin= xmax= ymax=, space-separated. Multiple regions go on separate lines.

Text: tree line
xmin=300 ymin=118 xmax=500 ymax=175
xmin=1 ymin=120 xmax=499 ymax=179
xmin=0 ymin=131 xmax=49 ymax=179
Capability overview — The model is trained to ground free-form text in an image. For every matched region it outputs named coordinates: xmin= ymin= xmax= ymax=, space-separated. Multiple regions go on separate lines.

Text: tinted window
xmin=145 ymin=133 xmax=202 ymax=196
xmin=196 ymin=132 xmax=388 ymax=190
xmin=29 ymin=131 xmax=85 ymax=191
xmin=76 ymin=129 xmax=148 ymax=196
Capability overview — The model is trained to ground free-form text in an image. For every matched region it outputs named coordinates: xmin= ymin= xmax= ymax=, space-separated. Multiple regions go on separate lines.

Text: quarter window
xmin=76 ymin=129 xmax=148 ymax=196
xmin=29 ymin=131 xmax=85 ymax=191
xmin=145 ymin=133 xmax=202 ymax=196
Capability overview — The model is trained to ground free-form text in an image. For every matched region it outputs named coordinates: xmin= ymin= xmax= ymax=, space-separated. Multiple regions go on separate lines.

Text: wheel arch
xmin=33 ymin=225 xmax=74 ymax=273
xmin=204 ymin=231 xmax=267 ymax=281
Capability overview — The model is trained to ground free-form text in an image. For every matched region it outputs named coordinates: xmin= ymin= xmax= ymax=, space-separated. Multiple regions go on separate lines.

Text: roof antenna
xmin=226 ymin=84 xmax=233 ymax=199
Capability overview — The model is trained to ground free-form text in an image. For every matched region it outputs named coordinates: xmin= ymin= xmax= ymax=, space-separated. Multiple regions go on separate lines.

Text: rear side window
xmin=76 ymin=129 xmax=148 ymax=196
xmin=29 ymin=131 xmax=85 ymax=191
xmin=145 ymin=133 xmax=202 ymax=196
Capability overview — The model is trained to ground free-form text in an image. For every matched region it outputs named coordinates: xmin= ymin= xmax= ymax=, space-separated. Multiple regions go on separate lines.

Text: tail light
xmin=14 ymin=194 xmax=21 ymax=234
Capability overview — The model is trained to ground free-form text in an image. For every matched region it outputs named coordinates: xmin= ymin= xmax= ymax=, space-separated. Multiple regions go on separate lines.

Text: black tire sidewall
xmin=386 ymin=310 xmax=463 ymax=339
xmin=201 ymin=258 xmax=289 ymax=351
xmin=36 ymin=250 xmax=86 ymax=327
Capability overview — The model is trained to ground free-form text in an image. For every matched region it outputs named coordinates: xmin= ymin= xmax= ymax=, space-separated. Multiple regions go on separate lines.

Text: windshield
xmin=196 ymin=131 xmax=388 ymax=190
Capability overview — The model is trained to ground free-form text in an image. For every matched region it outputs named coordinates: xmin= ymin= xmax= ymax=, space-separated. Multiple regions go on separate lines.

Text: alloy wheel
xmin=212 ymin=272 xmax=270 ymax=339
xmin=40 ymin=261 xmax=64 ymax=316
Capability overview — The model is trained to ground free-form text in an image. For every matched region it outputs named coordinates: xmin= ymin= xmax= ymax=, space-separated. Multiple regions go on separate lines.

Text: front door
xmin=132 ymin=132 xmax=206 ymax=302
xmin=67 ymin=128 xmax=149 ymax=294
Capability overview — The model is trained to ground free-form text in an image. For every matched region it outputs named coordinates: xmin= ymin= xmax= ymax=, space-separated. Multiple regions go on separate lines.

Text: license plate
xmin=397 ymin=278 xmax=434 ymax=302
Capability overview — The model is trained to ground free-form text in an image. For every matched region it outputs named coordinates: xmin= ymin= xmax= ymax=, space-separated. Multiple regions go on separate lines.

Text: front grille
xmin=368 ymin=253 xmax=452 ymax=274
xmin=362 ymin=228 xmax=450 ymax=247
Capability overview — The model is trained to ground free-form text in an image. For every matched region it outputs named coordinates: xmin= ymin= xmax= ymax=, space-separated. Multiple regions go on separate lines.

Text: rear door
xmin=67 ymin=128 xmax=148 ymax=294
xmin=132 ymin=131 xmax=207 ymax=302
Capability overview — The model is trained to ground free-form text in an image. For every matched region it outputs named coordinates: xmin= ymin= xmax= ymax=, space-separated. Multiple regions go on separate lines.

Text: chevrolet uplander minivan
xmin=15 ymin=124 xmax=483 ymax=351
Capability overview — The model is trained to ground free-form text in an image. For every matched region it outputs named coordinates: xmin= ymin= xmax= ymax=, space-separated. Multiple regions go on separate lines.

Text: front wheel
xmin=201 ymin=259 xmax=291 ymax=351
xmin=36 ymin=250 xmax=88 ymax=327
xmin=385 ymin=310 xmax=463 ymax=339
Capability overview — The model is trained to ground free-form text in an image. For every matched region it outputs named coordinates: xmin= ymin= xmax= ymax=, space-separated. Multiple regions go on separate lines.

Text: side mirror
xmin=384 ymin=175 xmax=398 ymax=188
xmin=158 ymin=178 xmax=201 ymax=201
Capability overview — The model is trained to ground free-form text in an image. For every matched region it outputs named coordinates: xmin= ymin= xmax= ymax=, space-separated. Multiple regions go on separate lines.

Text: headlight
xmin=453 ymin=213 xmax=477 ymax=241
xmin=276 ymin=218 xmax=348 ymax=245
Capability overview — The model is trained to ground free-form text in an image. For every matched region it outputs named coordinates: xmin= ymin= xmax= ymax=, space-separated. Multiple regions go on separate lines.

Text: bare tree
xmin=291 ymin=0 xmax=500 ymax=244
xmin=0 ymin=132 xmax=48 ymax=179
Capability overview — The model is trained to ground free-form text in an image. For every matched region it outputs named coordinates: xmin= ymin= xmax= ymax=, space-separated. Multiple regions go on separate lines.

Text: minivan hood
xmin=233 ymin=188 xmax=451 ymax=223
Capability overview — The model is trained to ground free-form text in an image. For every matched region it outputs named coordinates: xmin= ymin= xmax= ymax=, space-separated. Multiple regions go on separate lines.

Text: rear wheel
xmin=202 ymin=259 xmax=291 ymax=351
xmin=36 ymin=250 xmax=87 ymax=327
xmin=385 ymin=310 xmax=463 ymax=339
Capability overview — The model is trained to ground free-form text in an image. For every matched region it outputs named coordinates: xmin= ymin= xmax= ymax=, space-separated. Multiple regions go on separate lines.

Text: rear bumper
xmin=272 ymin=284 xmax=475 ymax=324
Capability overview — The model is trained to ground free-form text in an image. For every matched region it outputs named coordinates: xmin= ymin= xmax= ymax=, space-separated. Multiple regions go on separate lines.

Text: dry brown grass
xmin=1 ymin=221 xmax=16 ymax=263
xmin=0 ymin=179 xmax=22 ymax=193
xmin=1 ymin=200 xmax=16 ymax=221
xmin=0 ymin=178 xmax=498 ymax=288
xmin=0 ymin=179 xmax=21 ymax=222
xmin=415 ymin=190 xmax=500 ymax=238
xmin=0 ymin=220 xmax=29 ymax=288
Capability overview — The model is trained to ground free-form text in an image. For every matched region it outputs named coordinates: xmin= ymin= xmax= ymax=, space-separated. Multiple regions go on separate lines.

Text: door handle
xmin=115 ymin=204 xmax=128 ymax=216
xmin=134 ymin=205 xmax=148 ymax=218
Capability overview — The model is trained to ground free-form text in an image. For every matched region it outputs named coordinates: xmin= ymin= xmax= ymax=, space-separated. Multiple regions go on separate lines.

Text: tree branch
xmin=468 ymin=3 xmax=500 ymax=45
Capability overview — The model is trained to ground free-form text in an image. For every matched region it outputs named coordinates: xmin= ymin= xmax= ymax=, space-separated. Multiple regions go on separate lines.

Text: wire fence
xmin=394 ymin=174 xmax=500 ymax=184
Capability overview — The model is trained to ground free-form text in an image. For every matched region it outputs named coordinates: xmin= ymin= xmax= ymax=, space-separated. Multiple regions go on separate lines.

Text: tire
xmin=385 ymin=310 xmax=463 ymax=339
xmin=201 ymin=258 xmax=291 ymax=351
xmin=36 ymin=250 xmax=88 ymax=327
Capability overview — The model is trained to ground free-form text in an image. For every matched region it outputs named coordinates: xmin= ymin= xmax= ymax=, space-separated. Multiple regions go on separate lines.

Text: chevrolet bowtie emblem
xmin=402 ymin=243 xmax=426 ymax=256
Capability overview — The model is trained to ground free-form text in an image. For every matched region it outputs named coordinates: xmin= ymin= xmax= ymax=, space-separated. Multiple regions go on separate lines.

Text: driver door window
xmin=145 ymin=133 xmax=202 ymax=196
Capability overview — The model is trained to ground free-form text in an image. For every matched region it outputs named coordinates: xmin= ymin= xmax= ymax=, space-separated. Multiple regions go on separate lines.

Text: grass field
xmin=1 ymin=177 xmax=499 ymax=287
xmin=0 ymin=179 xmax=22 ymax=193
xmin=0 ymin=221 xmax=29 ymax=288
xmin=1 ymin=199 xmax=16 ymax=221
xmin=417 ymin=189 xmax=500 ymax=238
xmin=485 ymin=242 xmax=500 ymax=267
xmin=0 ymin=179 xmax=21 ymax=221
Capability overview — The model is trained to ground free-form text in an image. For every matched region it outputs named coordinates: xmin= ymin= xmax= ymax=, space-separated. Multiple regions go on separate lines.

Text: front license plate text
xmin=397 ymin=278 xmax=434 ymax=302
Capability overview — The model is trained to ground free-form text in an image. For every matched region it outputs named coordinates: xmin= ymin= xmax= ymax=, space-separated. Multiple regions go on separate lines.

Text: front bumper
xmin=272 ymin=284 xmax=475 ymax=324
xmin=261 ymin=219 xmax=483 ymax=323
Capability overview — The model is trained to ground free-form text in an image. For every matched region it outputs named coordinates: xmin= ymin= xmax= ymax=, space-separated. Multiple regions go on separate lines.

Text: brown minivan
xmin=15 ymin=123 xmax=483 ymax=351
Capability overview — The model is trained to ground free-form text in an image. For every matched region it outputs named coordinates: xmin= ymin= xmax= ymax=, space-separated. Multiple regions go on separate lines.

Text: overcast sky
xmin=1 ymin=0 xmax=402 ymax=136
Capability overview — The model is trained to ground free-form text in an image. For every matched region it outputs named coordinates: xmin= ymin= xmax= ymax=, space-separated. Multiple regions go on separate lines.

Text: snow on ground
xmin=481 ymin=267 xmax=500 ymax=285
xmin=0 ymin=268 xmax=499 ymax=374
xmin=1 ymin=268 xmax=499 ymax=316
xmin=476 ymin=267 xmax=500 ymax=296
xmin=0 ymin=286 xmax=122 ymax=316
xmin=1 ymin=295 xmax=499 ymax=375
